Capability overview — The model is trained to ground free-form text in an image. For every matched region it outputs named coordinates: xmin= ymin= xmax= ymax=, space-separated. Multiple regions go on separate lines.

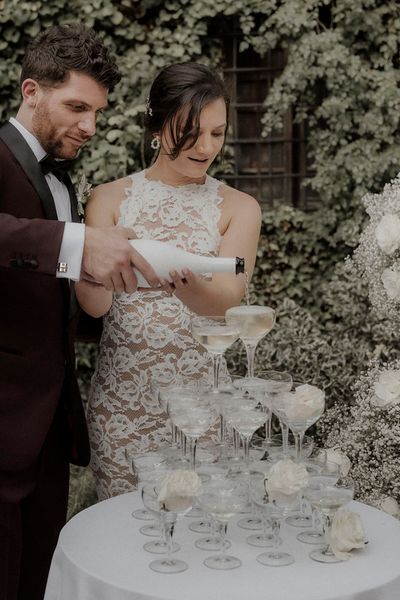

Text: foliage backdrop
xmin=1 ymin=0 xmax=400 ymax=512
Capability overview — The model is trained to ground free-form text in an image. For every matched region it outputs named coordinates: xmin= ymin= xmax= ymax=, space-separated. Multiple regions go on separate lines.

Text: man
xmin=0 ymin=24 xmax=160 ymax=600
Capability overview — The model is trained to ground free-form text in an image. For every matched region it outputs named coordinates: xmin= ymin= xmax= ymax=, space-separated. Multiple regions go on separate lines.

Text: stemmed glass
xmin=296 ymin=461 xmax=340 ymax=544
xmin=227 ymin=407 xmax=268 ymax=469
xmin=191 ymin=316 xmax=240 ymax=391
xmin=125 ymin=448 xmax=168 ymax=521
xmin=225 ymin=305 xmax=275 ymax=378
xmin=280 ymin=383 xmax=325 ymax=461
xmin=257 ymin=370 xmax=293 ymax=443
xmin=309 ymin=477 xmax=354 ymax=563
xmin=168 ymin=391 xmax=218 ymax=470
xmin=141 ymin=482 xmax=194 ymax=573
xmin=197 ymin=479 xmax=248 ymax=570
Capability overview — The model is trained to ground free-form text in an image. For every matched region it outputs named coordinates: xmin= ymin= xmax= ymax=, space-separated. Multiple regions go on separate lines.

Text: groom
xmin=0 ymin=24 xmax=160 ymax=600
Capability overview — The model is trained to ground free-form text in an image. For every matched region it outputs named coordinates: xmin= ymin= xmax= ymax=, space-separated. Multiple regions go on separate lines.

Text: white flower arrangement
xmin=351 ymin=173 xmax=400 ymax=320
xmin=320 ymin=359 xmax=400 ymax=512
xmin=76 ymin=173 xmax=92 ymax=219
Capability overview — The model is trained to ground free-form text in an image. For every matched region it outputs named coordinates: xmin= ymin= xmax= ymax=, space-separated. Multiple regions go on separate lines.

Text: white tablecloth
xmin=44 ymin=492 xmax=400 ymax=600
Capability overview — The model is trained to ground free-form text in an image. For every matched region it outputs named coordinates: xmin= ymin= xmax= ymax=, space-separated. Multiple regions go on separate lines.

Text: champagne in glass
xmin=191 ymin=316 xmax=240 ymax=390
xmin=225 ymin=305 xmax=275 ymax=378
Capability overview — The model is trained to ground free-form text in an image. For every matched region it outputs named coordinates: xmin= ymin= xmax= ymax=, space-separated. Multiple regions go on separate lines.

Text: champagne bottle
xmin=129 ymin=239 xmax=245 ymax=287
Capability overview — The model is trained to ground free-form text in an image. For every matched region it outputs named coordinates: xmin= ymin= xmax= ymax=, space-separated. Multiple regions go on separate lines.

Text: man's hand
xmin=81 ymin=226 xmax=161 ymax=293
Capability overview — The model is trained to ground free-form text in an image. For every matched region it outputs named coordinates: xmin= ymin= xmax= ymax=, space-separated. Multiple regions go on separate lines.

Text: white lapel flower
xmin=76 ymin=173 xmax=92 ymax=219
xmin=375 ymin=214 xmax=400 ymax=255
xmin=330 ymin=509 xmax=367 ymax=560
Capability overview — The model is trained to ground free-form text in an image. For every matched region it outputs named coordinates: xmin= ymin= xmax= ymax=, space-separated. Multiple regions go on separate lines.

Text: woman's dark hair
xmin=144 ymin=62 xmax=230 ymax=159
xmin=20 ymin=24 xmax=121 ymax=92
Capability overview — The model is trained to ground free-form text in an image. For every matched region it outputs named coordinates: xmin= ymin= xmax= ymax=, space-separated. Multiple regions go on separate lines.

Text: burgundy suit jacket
xmin=0 ymin=122 xmax=90 ymax=502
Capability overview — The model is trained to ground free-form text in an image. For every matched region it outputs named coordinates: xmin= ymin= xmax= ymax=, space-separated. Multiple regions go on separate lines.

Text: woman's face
xmin=160 ymin=97 xmax=227 ymax=181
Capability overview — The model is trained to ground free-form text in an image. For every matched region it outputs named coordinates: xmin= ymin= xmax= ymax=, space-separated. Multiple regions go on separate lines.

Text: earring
xmin=151 ymin=136 xmax=161 ymax=150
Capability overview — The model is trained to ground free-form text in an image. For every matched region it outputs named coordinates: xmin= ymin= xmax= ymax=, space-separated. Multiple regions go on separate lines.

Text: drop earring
xmin=151 ymin=136 xmax=161 ymax=150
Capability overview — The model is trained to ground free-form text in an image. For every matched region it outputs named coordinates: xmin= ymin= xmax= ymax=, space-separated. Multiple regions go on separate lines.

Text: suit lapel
xmin=0 ymin=121 xmax=58 ymax=220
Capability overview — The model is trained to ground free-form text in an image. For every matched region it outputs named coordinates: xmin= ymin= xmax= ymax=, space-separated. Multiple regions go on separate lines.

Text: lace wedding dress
xmin=88 ymin=170 xmax=224 ymax=499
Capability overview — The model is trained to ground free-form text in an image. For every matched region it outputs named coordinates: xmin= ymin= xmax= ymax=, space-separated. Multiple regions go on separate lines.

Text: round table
xmin=44 ymin=491 xmax=400 ymax=600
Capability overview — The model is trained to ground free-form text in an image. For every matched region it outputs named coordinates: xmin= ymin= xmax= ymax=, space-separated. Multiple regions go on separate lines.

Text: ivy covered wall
xmin=2 ymin=0 xmax=400 ymax=511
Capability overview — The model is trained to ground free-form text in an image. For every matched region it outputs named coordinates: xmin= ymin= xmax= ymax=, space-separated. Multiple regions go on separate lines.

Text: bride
xmin=75 ymin=62 xmax=262 ymax=499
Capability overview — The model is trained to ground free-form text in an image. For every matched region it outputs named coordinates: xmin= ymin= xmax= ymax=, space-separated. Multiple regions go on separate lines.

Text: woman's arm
xmin=75 ymin=179 xmax=127 ymax=317
xmin=170 ymin=187 xmax=261 ymax=315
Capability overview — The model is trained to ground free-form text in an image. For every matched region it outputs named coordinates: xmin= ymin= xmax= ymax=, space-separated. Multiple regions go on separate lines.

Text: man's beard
xmin=32 ymin=101 xmax=74 ymax=159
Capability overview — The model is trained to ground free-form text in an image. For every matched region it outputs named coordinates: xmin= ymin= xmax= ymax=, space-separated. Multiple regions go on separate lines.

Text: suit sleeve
xmin=0 ymin=212 xmax=65 ymax=276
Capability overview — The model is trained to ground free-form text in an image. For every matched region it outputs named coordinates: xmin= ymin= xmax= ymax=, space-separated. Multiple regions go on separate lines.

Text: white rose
xmin=265 ymin=459 xmax=309 ymax=506
xmin=325 ymin=448 xmax=351 ymax=477
xmin=381 ymin=268 xmax=400 ymax=301
xmin=379 ymin=496 xmax=400 ymax=517
xmin=330 ymin=509 xmax=367 ymax=560
xmin=373 ymin=369 xmax=400 ymax=407
xmin=284 ymin=384 xmax=325 ymax=421
xmin=375 ymin=214 xmax=400 ymax=255
xmin=158 ymin=470 xmax=202 ymax=511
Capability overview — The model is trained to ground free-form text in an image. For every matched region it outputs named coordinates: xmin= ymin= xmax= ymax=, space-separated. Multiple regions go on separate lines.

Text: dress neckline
xmin=141 ymin=169 xmax=211 ymax=190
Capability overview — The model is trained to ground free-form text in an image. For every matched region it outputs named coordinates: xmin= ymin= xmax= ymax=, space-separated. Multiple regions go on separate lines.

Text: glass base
xmin=144 ymin=540 xmax=180 ymax=554
xmin=132 ymin=508 xmax=153 ymax=521
xmin=149 ymin=558 xmax=188 ymax=573
xmin=237 ymin=516 xmax=262 ymax=531
xmin=195 ymin=536 xmax=231 ymax=551
xmin=309 ymin=547 xmax=346 ymax=563
xmin=204 ymin=554 xmax=241 ymax=570
xmin=189 ymin=519 xmax=211 ymax=533
xmin=296 ymin=530 xmax=325 ymax=545
xmin=184 ymin=506 xmax=203 ymax=518
xmin=286 ymin=515 xmax=311 ymax=528
xmin=257 ymin=550 xmax=295 ymax=567
xmin=139 ymin=523 xmax=160 ymax=537
xmin=246 ymin=533 xmax=274 ymax=547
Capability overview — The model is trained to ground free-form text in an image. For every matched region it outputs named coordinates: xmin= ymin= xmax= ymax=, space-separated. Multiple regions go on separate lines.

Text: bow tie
xmin=39 ymin=155 xmax=75 ymax=182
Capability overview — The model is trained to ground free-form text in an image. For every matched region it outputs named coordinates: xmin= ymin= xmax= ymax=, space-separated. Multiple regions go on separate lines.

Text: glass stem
xmin=188 ymin=437 xmax=198 ymax=470
xmin=211 ymin=353 xmax=222 ymax=390
xmin=280 ymin=421 xmax=289 ymax=455
xmin=322 ymin=513 xmax=335 ymax=555
xmin=242 ymin=434 xmax=251 ymax=466
xmin=271 ymin=516 xmax=281 ymax=553
xmin=244 ymin=342 xmax=257 ymax=378
xmin=218 ymin=521 xmax=228 ymax=560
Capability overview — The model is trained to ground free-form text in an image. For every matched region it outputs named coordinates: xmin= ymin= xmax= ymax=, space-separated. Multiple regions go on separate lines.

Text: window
xmin=220 ymin=34 xmax=317 ymax=210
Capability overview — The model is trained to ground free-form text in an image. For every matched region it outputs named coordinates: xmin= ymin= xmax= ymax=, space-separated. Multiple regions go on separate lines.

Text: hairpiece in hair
xmin=145 ymin=96 xmax=153 ymax=117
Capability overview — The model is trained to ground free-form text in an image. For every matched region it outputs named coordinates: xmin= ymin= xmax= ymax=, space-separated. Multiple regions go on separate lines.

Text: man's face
xmin=31 ymin=71 xmax=108 ymax=159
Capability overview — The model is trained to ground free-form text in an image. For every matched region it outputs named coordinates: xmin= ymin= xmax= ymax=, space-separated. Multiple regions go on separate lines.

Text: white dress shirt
xmin=9 ymin=117 xmax=85 ymax=281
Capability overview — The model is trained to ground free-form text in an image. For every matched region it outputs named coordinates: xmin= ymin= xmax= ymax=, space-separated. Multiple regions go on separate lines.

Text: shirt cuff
xmin=56 ymin=222 xmax=85 ymax=281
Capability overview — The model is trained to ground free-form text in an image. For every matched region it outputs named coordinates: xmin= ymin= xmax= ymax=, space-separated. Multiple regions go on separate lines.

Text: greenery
xmin=2 ymin=0 xmax=400 ymax=514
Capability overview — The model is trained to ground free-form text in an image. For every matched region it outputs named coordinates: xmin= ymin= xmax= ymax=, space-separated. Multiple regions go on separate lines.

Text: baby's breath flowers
xmin=351 ymin=174 xmax=400 ymax=321
xmin=319 ymin=360 xmax=400 ymax=511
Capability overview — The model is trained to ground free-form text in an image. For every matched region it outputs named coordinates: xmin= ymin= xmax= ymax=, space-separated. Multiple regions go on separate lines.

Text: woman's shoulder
xmin=90 ymin=174 xmax=133 ymax=201
xmin=216 ymin=181 xmax=261 ymax=217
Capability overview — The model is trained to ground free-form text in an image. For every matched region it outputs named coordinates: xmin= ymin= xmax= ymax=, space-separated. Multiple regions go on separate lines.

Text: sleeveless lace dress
xmin=87 ymin=170 xmax=225 ymax=500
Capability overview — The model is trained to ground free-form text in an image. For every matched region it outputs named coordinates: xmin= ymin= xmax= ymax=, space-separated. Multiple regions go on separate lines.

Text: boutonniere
xmin=76 ymin=173 xmax=92 ymax=220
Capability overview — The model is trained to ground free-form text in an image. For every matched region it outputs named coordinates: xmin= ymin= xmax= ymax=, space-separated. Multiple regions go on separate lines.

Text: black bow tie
xmin=39 ymin=155 xmax=75 ymax=182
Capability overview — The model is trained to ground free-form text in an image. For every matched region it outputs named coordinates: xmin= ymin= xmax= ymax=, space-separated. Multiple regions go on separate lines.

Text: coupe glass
xmin=141 ymin=482 xmax=193 ymax=573
xmin=280 ymin=382 xmax=325 ymax=461
xmin=168 ymin=391 xmax=218 ymax=470
xmin=197 ymin=479 xmax=248 ymax=569
xmin=125 ymin=448 xmax=168 ymax=520
xmin=191 ymin=316 xmax=240 ymax=390
xmin=256 ymin=491 xmax=299 ymax=567
xmin=297 ymin=461 xmax=340 ymax=544
xmin=225 ymin=305 xmax=275 ymax=378
xmin=227 ymin=408 xmax=268 ymax=468
xmin=309 ymin=478 xmax=354 ymax=563
xmin=256 ymin=371 xmax=293 ymax=442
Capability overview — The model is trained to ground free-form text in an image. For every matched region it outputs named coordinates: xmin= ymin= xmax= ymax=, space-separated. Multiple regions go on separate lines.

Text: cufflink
xmin=57 ymin=262 xmax=68 ymax=273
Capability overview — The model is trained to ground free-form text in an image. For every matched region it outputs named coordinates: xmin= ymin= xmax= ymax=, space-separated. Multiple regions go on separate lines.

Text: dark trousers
xmin=0 ymin=412 xmax=69 ymax=600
